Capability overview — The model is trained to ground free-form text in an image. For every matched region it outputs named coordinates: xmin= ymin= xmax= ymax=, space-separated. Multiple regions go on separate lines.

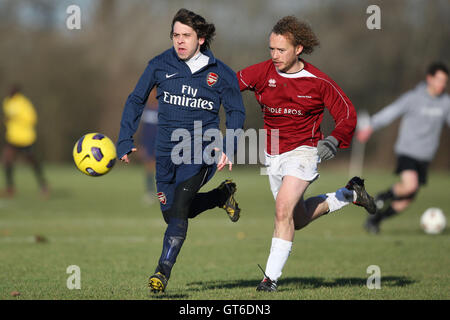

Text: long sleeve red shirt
xmin=238 ymin=59 xmax=357 ymax=155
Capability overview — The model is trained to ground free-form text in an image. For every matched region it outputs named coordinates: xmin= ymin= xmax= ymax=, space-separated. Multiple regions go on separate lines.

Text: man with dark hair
xmin=238 ymin=15 xmax=376 ymax=292
xmin=169 ymin=8 xmax=216 ymax=53
xmin=116 ymin=9 xmax=245 ymax=292
xmin=2 ymin=84 xmax=48 ymax=198
xmin=357 ymin=62 xmax=450 ymax=234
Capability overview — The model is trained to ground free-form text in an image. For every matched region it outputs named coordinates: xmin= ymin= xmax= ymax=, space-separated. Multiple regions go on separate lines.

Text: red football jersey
xmin=238 ymin=59 xmax=357 ymax=155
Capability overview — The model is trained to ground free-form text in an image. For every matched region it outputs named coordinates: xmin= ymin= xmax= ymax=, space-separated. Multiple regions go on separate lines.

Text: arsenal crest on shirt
xmin=157 ymin=192 xmax=167 ymax=205
xmin=206 ymin=72 xmax=218 ymax=86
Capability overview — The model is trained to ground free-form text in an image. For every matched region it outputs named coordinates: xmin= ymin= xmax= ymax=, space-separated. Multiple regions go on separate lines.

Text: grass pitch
xmin=0 ymin=163 xmax=449 ymax=300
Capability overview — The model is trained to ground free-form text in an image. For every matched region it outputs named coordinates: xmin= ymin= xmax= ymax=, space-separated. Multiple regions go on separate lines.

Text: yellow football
xmin=73 ymin=133 xmax=116 ymax=176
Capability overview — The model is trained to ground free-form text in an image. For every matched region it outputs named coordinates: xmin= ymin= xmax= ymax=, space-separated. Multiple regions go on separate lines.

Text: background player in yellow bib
xmin=2 ymin=84 xmax=48 ymax=197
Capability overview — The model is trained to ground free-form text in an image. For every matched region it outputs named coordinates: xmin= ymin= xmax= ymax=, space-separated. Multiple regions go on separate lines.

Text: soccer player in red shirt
xmin=238 ymin=16 xmax=376 ymax=291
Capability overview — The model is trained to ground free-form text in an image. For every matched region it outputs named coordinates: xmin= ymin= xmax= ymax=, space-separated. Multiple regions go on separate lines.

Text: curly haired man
xmin=238 ymin=16 xmax=376 ymax=291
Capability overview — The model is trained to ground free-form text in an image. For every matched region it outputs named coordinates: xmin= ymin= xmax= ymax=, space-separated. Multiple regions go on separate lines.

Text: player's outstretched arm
xmin=356 ymin=92 xmax=413 ymax=143
xmin=369 ymin=91 xmax=412 ymax=132
xmin=220 ymin=67 xmax=245 ymax=166
xmin=116 ymin=61 xmax=156 ymax=161
xmin=356 ymin=126 xmax=373 ymax=143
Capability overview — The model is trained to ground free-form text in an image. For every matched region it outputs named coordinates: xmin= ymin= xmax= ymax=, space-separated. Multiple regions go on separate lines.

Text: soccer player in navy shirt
xmin=116 ymin=9 xmax=245 ymax=292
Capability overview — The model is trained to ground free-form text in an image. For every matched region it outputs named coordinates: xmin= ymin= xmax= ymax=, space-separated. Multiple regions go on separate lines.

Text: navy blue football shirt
xmin=117 ymin=47 xmax=246 ymax=163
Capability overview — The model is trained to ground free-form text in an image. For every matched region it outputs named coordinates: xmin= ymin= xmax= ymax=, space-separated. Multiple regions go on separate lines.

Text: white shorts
xmin=265 ymin=146 xmax=320 ymax=199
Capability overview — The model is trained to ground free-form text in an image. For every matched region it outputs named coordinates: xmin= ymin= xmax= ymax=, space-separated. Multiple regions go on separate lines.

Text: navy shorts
xmin=155 ymin=155 xmax=217 ymax=211
xmin=395 ymin=155 xmax=429 ymax=185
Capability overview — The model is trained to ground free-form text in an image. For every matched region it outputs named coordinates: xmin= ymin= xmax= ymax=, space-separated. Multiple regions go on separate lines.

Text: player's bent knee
xmin=400 ymin=177 xmax=419 ymax=195
xmin=405 ymin=185 xmax=419 ymax=197
xmin=275 ymin=205 xmax=293 ymax=223
xmin=162 ymin=210 xmax=171 ymax=224
xmin=275 ymin=200 xmax=294 ymax=215
xmin=164 ymin=216 xmax=188 ymax=238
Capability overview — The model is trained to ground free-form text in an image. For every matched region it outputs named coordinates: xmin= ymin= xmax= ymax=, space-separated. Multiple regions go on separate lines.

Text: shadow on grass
xmin=149 ymin=293 xmax=190 ymax=299
xmin=186 ymin=276 xmax=415 ymax=292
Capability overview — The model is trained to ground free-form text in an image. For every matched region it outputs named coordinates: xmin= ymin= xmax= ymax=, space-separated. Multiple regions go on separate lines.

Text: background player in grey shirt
xmin=357 ymin=62 xmax=449 ymax=234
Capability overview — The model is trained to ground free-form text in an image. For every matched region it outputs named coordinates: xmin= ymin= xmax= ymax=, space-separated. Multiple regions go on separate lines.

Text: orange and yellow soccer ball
xmin=73 ymin=133 xmax=116 ymax=176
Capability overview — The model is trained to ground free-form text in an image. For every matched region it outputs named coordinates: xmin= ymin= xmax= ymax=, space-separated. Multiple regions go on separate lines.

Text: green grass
xmin=0 ymin=163 xmax=449 ymax=300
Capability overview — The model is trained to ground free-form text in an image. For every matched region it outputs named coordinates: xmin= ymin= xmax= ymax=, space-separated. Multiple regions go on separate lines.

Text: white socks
xmin=264 ymin=238 xmax=292 ymax=282
xmin=263 ymin=188 xmax=356 ymax=282
xmin=323 ymin=187 xmax=356 ymax=213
